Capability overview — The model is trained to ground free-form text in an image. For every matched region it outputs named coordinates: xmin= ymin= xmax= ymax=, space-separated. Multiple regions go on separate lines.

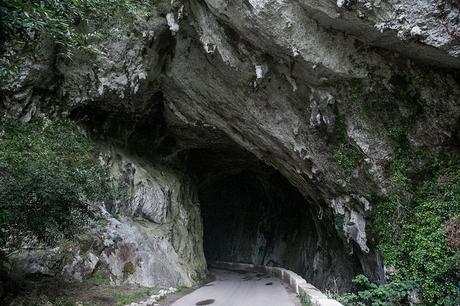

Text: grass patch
xmin=85 ymin=271 xmax=111 ymax=286
xmin=175 ymin=285 xmax=188 ymax=293
xmin=8 ymin=274 xmax=160 ymax=306
xmin=114 ymin=288 xmax=153 ymax=306
xmin=37 ymin=294 xmax=86 ymax=306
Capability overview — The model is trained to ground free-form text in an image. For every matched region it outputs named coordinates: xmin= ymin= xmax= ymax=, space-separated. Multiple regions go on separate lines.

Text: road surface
xmin=170 ymin=268 xmax=301 ymax=306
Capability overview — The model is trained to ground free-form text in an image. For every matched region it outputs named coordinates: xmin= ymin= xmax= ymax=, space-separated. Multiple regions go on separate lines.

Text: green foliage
xmin=175 ymin=285 xmax=188 ymax=293
xmin=339 ymin=275 xmax=415 ymax=306
xmin=122 ymin=261 xmax=136 ymax=279
xmin=373 ymin=148 xmax=460 ymax=304
xmin=300 ymin=297 xmax=313 ymax=306
xmin=0 ymin=117 xmax=112 ymax=247
xmin=333 ymin=114 xmax=361 ymax=181
xmin=0 ymin=0 xmax=169 ymax=62
xmin=342 ymin=74 xmax=459 ymax=306
xmin=37 ymin=294 xmax=88 ymax=306
xmin=114 ymin=288 xmax=152 ymax=306
xmin=2 ymin=0 xmax=87 ymax=60
xmin=334 ymin=142 xmax=361 ymax=181
xmin=85 ymin=270 xmax=111 ymax=286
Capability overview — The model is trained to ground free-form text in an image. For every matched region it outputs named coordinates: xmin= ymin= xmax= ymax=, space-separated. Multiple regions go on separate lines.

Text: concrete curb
xmin=210 ymin=261 xmax=343 ymax=306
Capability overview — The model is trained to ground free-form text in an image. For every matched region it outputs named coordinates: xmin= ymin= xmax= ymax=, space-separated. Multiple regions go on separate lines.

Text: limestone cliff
xmin=1 ymin=0 xmax=459 ymax=300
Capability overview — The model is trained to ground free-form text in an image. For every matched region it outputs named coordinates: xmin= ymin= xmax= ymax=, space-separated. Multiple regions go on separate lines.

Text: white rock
xmin=166 ymin=13 xmax=179 ymax=33
xmin=410 ymin=26 xmax=422 ymax=37
xmin=336 ymin=0 xmax=347 ymax=8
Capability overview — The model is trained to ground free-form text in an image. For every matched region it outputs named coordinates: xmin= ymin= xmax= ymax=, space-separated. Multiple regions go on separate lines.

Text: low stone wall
xmin=210 ymin=261 xmax=343 ymax=306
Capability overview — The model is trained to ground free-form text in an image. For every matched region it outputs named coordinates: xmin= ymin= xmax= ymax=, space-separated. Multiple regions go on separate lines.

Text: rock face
xmin=2 ymin=0 xmax=460 ymax=293
xmin=101 ymin=149 xmax=206 ymax=287
xmin=8 ymin=149 xmax=206 ymax=288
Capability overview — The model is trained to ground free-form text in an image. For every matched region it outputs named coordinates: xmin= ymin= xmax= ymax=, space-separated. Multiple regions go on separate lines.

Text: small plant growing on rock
xmin=333 ymin=114 xmax=362 ymax=182
xmin=122 ymin=261 xmax=136 ymax=279
xmin=299 ymin=296 xmax=313 ymax=306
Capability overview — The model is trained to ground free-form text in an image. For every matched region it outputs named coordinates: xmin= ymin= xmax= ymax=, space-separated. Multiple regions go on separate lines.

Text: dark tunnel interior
xmin=186 ymin=148 xmax=364 ymax=293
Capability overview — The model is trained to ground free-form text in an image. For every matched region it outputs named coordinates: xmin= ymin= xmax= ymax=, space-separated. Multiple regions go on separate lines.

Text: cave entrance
xmin=199 ymin=169 xmax=314 ymax=266
xmin=69 ymin=101 xmax=367 ymax=292
xmin=185 ymin=147 xmax=362 ymax=292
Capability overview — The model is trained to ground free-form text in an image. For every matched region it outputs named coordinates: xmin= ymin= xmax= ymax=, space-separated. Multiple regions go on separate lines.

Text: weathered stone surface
xmin=8 ymin=148 xmax=206 ymax=288
xmin=100 ymin=148 xmax=206 ymax=287
xmin=57 ymin=16 xmax=169 ymax=114
xmin=296 ymin=0 xmax=460 ymax=67
xmin=7 ymin=242 xmax=103 ymax=282
xmin=159 ymin=3 xmax=459 ymax=289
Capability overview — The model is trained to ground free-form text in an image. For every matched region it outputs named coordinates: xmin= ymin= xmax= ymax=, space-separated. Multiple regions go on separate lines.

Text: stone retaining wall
xmin=210 ymin=261 xmax=343 ymax=306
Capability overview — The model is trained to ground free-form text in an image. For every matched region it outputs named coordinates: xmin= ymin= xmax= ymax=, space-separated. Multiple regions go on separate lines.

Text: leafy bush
xmin=0 ymin=117 xmax=111 ymax=247
xmin=1 ymin=0 xmax=85 ymax=57
xmin=372 ymin=147 xmax=460 ymax=304
xmin=0 ymin=0 xmax=169 ymax=59
xmin=0 ymin=0 xmax=172 ymax=81
xmin=343 ymin=73 xmax=459 ymax=306
xmin=339 ymin=275 xmax=415 ymax=306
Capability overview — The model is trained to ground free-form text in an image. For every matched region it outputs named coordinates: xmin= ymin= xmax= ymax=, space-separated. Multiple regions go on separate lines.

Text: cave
xmin=64 ymin=59 xmax=374 ymax=294
xmin=185 ymin=147 xmax=365 ymax=292
xmin=69 ymin=99 xmax=377 ymax=293
xmin=69 ymin=100 xmax=378 ymax=293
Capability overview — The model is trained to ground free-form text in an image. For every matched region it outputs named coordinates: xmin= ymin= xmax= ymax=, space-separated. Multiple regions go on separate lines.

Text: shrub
xmin=300 ymin=297 xmax=313 ymax=306
xmin=339 ymin=274 xmax=415 ymax=306
xmin=0 ymin=0 xmax=169 ymax=60
xmin=342 ymin=72 xmax=459 ymax=306
xmin=372 ymin=151 xmax=460 ymax=304
xmin=0 ymin=0 xmax=173 ymax=81
xmin=2 ymin=0 xmax=89 ymax=58
xmin=0 ymin=116 xmax=111 ymax=247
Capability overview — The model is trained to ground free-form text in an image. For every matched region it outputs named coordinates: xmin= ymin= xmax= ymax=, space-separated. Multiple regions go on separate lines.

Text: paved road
xmin=171 ymin=268 xmax=300 ymax=306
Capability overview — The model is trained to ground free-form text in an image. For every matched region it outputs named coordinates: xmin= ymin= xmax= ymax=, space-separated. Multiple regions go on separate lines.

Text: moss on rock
xmin=122 ymin=261 xmax=136 ymax=279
